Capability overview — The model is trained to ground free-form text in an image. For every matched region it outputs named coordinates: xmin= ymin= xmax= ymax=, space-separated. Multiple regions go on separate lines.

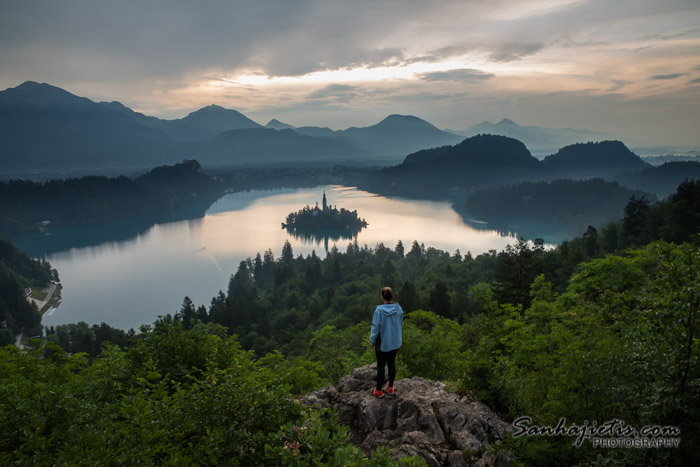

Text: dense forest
xmin=0 ymin=160 xmax=223 ymax=236
xmin=464 ymin=178 xmax=653 ymax=234
xmin=0 ymin=239 xmax=57 ymax=342
xmin=615 ymin=161 xmax=700 ymax=198
xmin=4 ymin=180 xmax=694 ymax=464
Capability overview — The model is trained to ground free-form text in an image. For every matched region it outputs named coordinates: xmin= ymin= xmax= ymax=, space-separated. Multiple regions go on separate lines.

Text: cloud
xmin=1 ymin=0 xmax=699 ymax=146
xmin=307 ymin=84 xmax=360 ymax=100
xmin=488 ymin=43 xmax=544 ymax=62
xmin=689 ymin=78 xmax=700 ymax=84
xmin=302 ymin=84 xmax=365 ymax=108
xmin=650 ymin=73 xmax=687 ymax=80
xmin=605 ymin=80 xmax=629 ymax=92
xmin=418 ymin=69 xmax=494 ymax=82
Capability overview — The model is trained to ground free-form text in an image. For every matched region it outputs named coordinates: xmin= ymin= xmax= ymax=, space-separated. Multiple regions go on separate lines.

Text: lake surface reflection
xmin=17 ymin=185 xmax=563 ymax=330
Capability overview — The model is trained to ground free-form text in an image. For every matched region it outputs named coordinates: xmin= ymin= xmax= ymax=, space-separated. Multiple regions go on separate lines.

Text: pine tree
xmin=395 ymin=240 xmax=405 ymax=258
xmin=381 ymin=258 xmax=396 ymax=288
xmin=493 ymin=238 xmax=541 ymax=309
xmin=429 ymin=281 xmax=451 ymax=318
xmin=398 ymin=281 xmax=419 ymax=312
xmin=280 ymin=240 xmax=294 ymax=265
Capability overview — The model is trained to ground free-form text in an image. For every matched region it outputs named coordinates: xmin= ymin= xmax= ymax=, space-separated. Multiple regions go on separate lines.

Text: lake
xmin=14 ymin=185 xmax=566 ymax=330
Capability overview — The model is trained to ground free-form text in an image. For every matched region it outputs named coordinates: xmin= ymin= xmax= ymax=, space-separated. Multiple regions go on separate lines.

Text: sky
xmin=1 ymin=0 xmax=699 ymax=147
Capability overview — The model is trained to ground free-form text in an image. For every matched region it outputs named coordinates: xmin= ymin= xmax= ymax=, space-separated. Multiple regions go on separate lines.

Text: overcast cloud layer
xmin=1 ymin=0 xmax=699 ymax=146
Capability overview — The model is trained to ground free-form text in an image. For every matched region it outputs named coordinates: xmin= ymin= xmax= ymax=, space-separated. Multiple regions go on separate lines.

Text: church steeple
xmin=322 ymin=191 xmax=328 ymax=211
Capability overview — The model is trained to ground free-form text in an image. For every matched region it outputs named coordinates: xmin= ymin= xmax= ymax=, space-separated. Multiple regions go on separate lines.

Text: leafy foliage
xmin=0 ymin=319 xmax=427 ymax=465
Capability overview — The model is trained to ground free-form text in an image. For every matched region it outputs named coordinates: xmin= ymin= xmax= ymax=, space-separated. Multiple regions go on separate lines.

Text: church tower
xmin=322 ymin=191 xmax=328 ymax=211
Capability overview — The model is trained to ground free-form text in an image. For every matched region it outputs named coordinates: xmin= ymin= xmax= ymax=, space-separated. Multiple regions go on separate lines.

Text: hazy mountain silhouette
xmin=0 ymin=82 xmax=358 ymax=170
xmin=0 ymin=81 xmax=173 ymax=170
xmin=0 ymin=82 xmax=650 ymax=174
xmin=270 ymin=114 xmax=463 ymax=159
xmin=265 ymin=119 xmax=296 ymax=131
xmin=103 ymin=102 xmax=261 ymax=142
xmin=165 ymin=105 xmax=262 ymax=142
xmin=341 ymin=114 xmax=462 ymax=158
xmin=294 ymin=126 xmax=339 ymax=138
xmin=100 ymin=100 xmax=170 ymax=133
xmin=449 ymin=118 xmax=613 ymax=155
xmin=193 ymin=128 xmax=360 ymax=165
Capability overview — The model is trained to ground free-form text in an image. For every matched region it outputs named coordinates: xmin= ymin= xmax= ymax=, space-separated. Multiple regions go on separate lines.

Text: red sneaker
xmin=373 ymin=388 xmax=384 ymax=398
xmin=386 ymin=383 xmax=395 ymax=395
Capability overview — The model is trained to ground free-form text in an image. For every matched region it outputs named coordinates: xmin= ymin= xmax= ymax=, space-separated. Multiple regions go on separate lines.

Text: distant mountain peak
xmin=15 ymin=80 xmax=42 ymax=89
xmin=8 ymin=81 xmax=68 ymax=95
xmin=381 ymin=114 xmax=425 ymax=123
xmin=189 ymin=104 xmax=229 ymax=115
xmin=375 ymin=114 xmax=438 ymax=129
xmin=497 ymin=118 xmax=518 ymax=126
xmin=265 ymin=118 xmax=296 ymax=130
xmin=0 ymin=80 xmax=101 ymax=112
xmin=101 ymin=100 xmax=129 ymax=110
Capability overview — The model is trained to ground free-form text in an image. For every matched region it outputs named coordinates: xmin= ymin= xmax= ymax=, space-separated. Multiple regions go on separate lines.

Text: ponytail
xmin=381 ymin=286 xmax=394 ymax=302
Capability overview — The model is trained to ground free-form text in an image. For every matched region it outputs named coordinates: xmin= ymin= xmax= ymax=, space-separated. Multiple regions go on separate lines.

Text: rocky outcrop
xmin=302 ymin=363 xmax=514 ymax=466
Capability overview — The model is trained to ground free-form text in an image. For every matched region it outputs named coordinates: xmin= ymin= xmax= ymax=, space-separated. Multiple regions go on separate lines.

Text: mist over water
xmin=21 ymin=186 xmax=564 ymax=330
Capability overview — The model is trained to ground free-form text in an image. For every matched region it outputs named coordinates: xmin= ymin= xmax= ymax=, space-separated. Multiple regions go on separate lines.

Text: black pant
xmin=375 ymin=346 xmax=398 ymax=391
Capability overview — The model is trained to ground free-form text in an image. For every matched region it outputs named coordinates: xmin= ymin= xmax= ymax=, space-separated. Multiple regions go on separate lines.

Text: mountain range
xmin=265 ymin=115 xmax=463 ymax=159
xmin=0 ymin=82 xmax=463 ymax=172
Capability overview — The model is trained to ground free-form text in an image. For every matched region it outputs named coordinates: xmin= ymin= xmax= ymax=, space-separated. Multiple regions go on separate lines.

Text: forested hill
xmin=615 ymin=160 xmax=700 ymax=197
xmin=402 ymin=134 xmax=539 ymax=169
xmin=464 ymin=178 xmax=653 ymax=234
xmin=357 ymin=136 xmax=665 ymax=198
xmin=353 ymin=135 xmax=680 ymax=204
xmin=541 ymin=140 xmax=650 ymax=175
xmin=366 ymin=134 xmax=541 ymax=193
xmin=0 ymin=160 xmax=224 ymax=236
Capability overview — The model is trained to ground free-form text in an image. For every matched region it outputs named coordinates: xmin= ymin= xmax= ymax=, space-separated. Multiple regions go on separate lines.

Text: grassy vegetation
xmin=30 ymin=287 xmax=48 ymax=301
xmin=39 ymin=284 xmax=61 ymax=315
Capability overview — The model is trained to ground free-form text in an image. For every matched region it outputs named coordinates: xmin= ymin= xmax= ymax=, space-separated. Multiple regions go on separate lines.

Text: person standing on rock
xmin=369 ymin=286 xmax=403 ymax=398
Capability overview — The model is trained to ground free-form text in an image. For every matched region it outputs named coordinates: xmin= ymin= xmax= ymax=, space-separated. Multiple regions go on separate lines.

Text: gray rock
xmin=299 ymin=384 xmax=338 ymax=409
xmin=302 ymin=364 xmax=514 ymax=466
xmin=361 ymin=429 xmax=391 ymax=452
xmin=447 ymin=450 xmax=467 ymax=467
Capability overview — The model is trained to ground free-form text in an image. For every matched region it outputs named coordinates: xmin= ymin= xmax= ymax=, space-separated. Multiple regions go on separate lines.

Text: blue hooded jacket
xmin=369 ymin=303 xmax=403 ymax=352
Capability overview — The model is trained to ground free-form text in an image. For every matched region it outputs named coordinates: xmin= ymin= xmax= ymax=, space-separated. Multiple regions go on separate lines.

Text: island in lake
xmin=282 ymin=192 xmax=368 ymax=245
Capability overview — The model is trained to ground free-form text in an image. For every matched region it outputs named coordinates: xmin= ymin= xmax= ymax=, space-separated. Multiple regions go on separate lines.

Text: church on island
xmin=282 ymin=192 xmax=368 ymax=231
xmin=316 ymin=192 xmax=333 ymax=214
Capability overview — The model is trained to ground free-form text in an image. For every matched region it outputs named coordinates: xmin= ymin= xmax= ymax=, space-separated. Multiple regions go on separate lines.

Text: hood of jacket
xmin=376 ymin=303 xmax=402 ymax=316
